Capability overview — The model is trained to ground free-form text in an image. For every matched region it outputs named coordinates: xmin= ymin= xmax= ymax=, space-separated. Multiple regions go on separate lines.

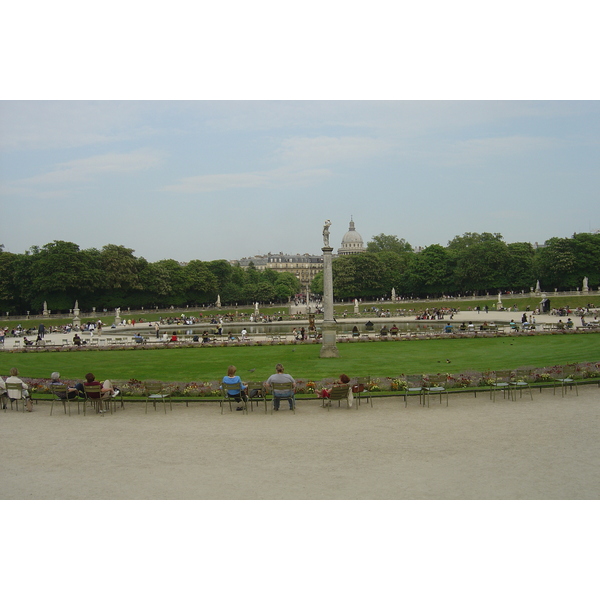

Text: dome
xmin=338 ymin=218 xmax=365 ymax=255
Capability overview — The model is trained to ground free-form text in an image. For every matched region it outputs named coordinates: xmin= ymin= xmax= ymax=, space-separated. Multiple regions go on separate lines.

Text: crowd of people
xmin=1 ymin=370 xmax=120 ymax=414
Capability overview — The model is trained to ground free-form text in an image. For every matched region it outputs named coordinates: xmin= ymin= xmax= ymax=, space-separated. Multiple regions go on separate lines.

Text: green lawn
xmin=2 ymin=334 xmax=599 ymax=383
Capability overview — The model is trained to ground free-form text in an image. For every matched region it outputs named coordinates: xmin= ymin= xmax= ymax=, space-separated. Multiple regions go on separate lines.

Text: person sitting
xmin=73 ymin=333 xmax=82 ymax=346
xmin=75 ymin=372 xmax=113 ymax=413
xmin=0 ymin=376 xmax=7 ymax=410
xmin=389 ymin=324 xmax=399 ymax=336
xmin=266 ymin=363 xmax=296 ymax=411
xmin=49 ymin=372 xmax=79 ymax=400
xmin=351 ymin=325 xmax=360 ymax=337
xmin=319 ymin=374 xmax=353 ymax=407
xmin=380 ymin=325 xmax=389 ymax=337
xmin=6 ymin=367 xmax=32 ymax=411
xmin=221 ymin=365 xmax=248 ymax=411
xmin=444 ymin=323 xmax=453 ymax=333
xmin=133 ymin=332 xmax=144 ymax=344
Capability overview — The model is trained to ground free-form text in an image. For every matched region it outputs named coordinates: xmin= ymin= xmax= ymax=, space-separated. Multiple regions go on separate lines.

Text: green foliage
xmin=3 ymin=229 xmax=599 ymax=313
xmin=366 ymin=233 xmax=412 ymax=255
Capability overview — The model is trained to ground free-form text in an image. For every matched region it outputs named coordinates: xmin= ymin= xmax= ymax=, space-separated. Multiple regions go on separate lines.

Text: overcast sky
xmin=2 ymin=100 xmax=598 ymax=262
xmin=1 ymin=5 xmax=598 ymax=265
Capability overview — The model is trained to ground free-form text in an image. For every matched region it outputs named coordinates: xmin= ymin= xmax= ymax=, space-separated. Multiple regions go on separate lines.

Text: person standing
xmin=266 ymin=363 xmax=296 ymax=411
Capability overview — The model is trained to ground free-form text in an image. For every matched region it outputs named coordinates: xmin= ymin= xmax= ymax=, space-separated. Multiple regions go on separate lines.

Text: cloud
xmin=424 ymin=135 xmax=557 ymax=168
xmin=0 ymin=101 xmax=156 ymax=151
xmin=4 ymin=149 xmax=162 ymax=197
xmin=162 ymin=134 xmax=386 ymax=193
xmin=162 ymin=166 xmax=331 ymax=193
xmin=277 ymin=135 xmax=391 ymax=168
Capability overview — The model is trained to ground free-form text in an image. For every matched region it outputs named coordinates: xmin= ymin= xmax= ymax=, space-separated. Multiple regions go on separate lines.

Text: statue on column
xmin=323 ymin=220 xmax=331 ymax=247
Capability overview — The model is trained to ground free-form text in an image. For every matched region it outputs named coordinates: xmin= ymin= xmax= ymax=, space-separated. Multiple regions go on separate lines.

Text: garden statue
xmin=323 ymin=220 xmax=331 ymax=247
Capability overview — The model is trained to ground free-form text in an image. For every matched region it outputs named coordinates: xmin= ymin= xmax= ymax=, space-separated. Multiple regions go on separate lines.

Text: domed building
xmin=337 ymin=217 xmax=365 ymax=255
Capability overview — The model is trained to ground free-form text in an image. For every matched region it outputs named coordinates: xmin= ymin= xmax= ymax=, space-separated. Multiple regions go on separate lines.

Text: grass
xmin=2 ymin=334 xmax=599 ymax=383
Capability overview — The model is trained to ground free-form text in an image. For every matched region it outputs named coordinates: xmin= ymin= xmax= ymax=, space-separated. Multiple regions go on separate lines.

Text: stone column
xmin=320 ymin=245 xmax=339 ymax=358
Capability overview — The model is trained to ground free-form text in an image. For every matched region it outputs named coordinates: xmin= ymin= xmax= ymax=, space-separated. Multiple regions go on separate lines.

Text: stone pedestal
xmin=72 ymin=300 xmax=81 ymax=329
xmin=320 ymin=246 xmax=339 ymax=358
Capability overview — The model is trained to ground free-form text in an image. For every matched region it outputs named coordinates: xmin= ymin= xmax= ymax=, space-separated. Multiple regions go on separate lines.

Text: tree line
xmin=0 ymin=242 xmax=301 ymax=314
xmin=310 ymin=232 xmax=600 ymax=300
xmin=1 ymin=231 xmax=598 ymax=314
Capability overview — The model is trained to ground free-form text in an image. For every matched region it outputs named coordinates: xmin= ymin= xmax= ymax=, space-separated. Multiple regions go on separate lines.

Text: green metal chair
xmin=50 ymin=384 xmax=71 ymax=416
xmin=5 ymin=382 xmax=27 ymax=412
xmin=267 ymin=382 xmax=295 ymax=414
xmin=403 ymin=376 xmax=424 ymax=408
xmin=144 ymin=382 xmax=172 ymax=414
xmin=354 ymin=377 xmax=373 ymax=407
xmin=423 ymin=375 xmax=449 ymax=407
xmin=552 ymin=365 xmax=579 ymax=397
xmin=510 ymin=369 xmax=534 ymax=401
xmin=324 ymin=385 xmax=352 ymax=411
xmin=489 ymin=370 xmax=513 ymax=402
xmin=247 ymin=381 xmax=267 ymax=413
xmin=220 ymin=382 xmax=247 ymax=414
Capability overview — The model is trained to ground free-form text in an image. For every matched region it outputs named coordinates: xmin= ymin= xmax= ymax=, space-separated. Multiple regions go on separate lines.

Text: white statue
xmin=323 ymin=220 xmax=331 ymax=247
xmin=583 ymin=276 xmax=589 ymax=292
xmin=115 ymin=307 xmax=120 ymax=318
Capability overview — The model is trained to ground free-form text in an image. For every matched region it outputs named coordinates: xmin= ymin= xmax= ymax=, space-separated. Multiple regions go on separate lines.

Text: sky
xmin=2 ymin=100 xmax=598 ymax=263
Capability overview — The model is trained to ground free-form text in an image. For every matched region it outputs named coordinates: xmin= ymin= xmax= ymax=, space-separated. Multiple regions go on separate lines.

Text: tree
xmin=25 ymin=241 xmax=101 ymax=311
xmin=506 ymin=242 xmax=535 ymax=290
xmin=535 ymin=237 xmax=577 ymax=290
xmin=366 ymin=234 xmax=413 ymax=255
xmin=571 ymin=233 xmax=600 ymax=289
xmin=405 ymin=245 xmax=453 ymax=296
xmin=185 ymin=260 xmax=218 ymax=303
xmin=310 ymin=271 xmax=324 ymax=295
xmin=332 ymin=253 xmax=384 ymax=299
xmin=448 ymin=232 xmax=510 ymax=292
xmin=100 ymin=245 xmax=143 ymax=290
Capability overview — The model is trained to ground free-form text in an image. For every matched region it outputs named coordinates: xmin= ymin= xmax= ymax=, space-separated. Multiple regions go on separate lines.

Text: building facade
xmin=236 ymin=217 xmax=366 ymax=284
xmin=237 ymin=253 xmax=324 ymax=286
